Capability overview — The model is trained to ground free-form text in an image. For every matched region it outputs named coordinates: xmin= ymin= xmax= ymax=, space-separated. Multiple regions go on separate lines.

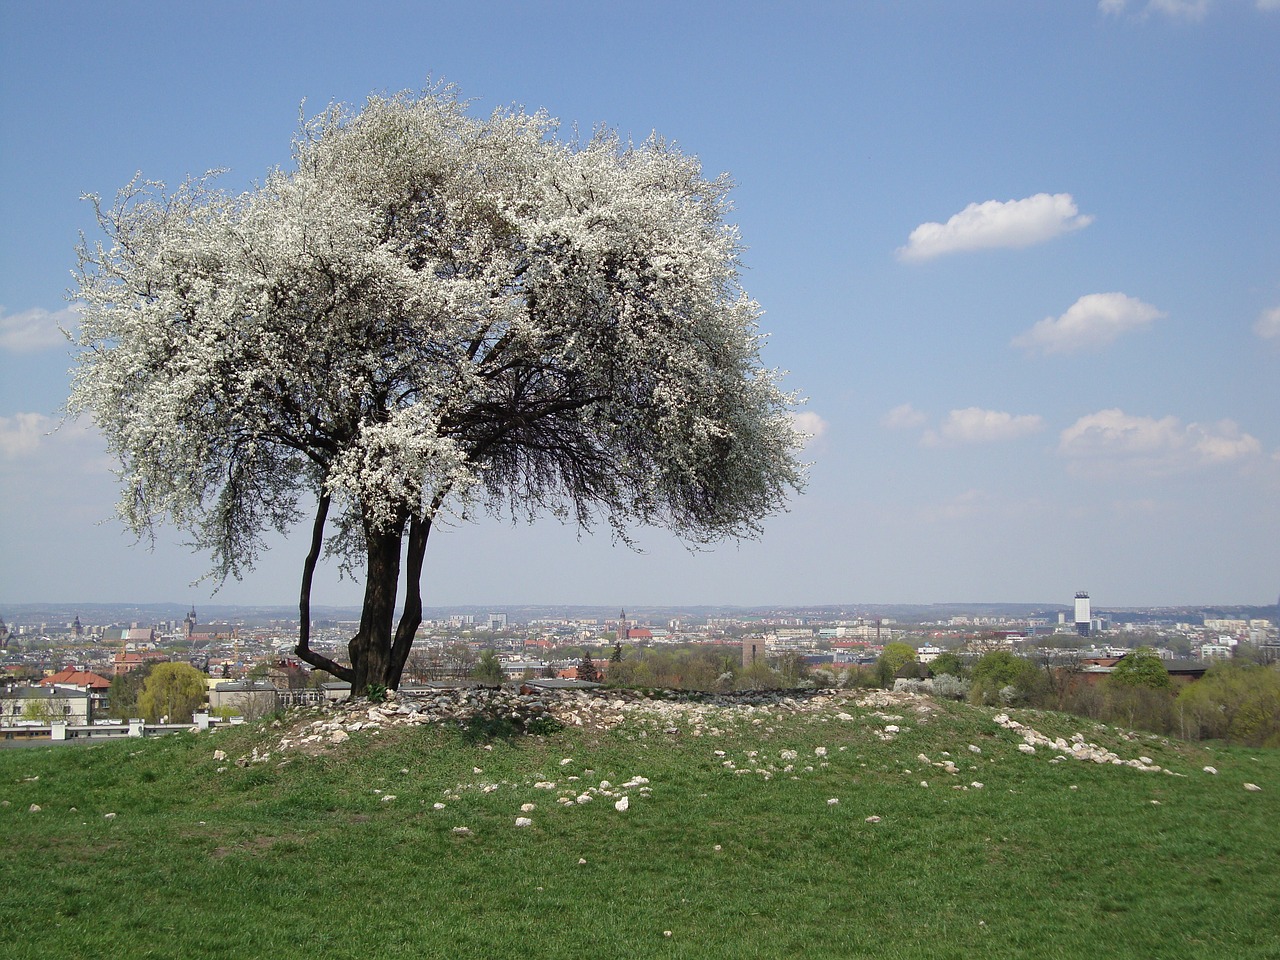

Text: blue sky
xmin=2 ymin=0 xmax=1277 ymax=609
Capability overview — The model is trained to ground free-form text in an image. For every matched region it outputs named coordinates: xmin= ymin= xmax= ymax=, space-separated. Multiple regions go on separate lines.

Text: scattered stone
xmin=103 ymin=812 xmax=116 ymax=819
xmin=451 ymin=827 xmax=473 ymax=836
xmin=1203 ymin=766 xmax=1218 ymax=775
xmin=515 ymin=817 xmax=532 ymax=827
xmin=212 ymin=750 xmax=226 ymax=761
xmin=615 ymin=797 xmax=630 ymax=812
xmin=433 ymin=803 xmax=446 ymax=810
xmin=381 ymin=795 xmax=396 ymax=802
xmin=27 ymin=804 xmax=41 ymax=813
xmin=521 ymin=803 xmax=536 ymax=813
xmin=865 ymin=815 xmax=881 ymax=823
xmin=1244 ymin=783 xmax=1262 ymax=792
xmin=827 ymin=798 xmax=839 ymax=806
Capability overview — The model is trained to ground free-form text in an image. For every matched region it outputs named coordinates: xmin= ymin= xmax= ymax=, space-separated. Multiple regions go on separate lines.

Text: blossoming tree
xmin=69 ymin=89 xmax=805 ymax=694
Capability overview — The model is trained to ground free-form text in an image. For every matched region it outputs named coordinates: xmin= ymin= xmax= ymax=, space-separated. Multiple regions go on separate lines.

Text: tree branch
xmin=293 ymin=492 xmax=355 ymax=683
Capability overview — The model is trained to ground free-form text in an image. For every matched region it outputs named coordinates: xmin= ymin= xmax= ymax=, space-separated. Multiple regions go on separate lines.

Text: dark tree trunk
xmin=294 ymin=493 xmax=355 ymax=683
xmin=347 ymin=519 xmax=405 ymax=694
xmin=295 ymin=493 xmax=443 ymax=697
xmin=387 ymin=513 xmax=432 ymax=689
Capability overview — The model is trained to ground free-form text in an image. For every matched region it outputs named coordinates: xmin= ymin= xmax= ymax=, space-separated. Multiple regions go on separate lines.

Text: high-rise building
xmin=1074 ymin=591 xmax=1091 ymax=637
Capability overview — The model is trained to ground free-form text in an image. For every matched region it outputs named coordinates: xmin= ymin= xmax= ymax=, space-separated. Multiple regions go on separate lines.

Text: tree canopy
xmin=69 ymin=88 xmax=805 ymax=693
xmin=1109 ymin=647 xmax=1172 ymax=690
xmin=137 ymin=662 xmax=207 ymax=723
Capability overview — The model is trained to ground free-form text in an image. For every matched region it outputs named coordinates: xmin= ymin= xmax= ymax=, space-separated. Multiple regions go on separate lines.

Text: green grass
xmin=1 ymin=693 xmax=1277 ymax=959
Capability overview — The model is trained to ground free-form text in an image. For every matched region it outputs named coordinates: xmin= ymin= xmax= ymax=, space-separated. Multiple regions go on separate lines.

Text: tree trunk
xmin=387 ymin=513 xmax=431 ymax=689
xmin=294 ymin=493 xmax=356 ymax=684
xmin=347 ymin=520 xmax=404 ymax=694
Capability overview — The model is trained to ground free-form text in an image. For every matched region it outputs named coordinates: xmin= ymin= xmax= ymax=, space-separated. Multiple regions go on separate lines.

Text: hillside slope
xmin=2 ymin=688 xmax=1277 ymax=959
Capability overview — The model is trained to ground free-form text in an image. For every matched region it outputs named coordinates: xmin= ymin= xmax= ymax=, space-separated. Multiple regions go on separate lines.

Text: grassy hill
xmin=1 ymin=688 xmax=1277 ymax=959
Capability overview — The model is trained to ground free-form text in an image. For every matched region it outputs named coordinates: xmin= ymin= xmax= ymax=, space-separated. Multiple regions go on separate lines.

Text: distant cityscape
xmin=3 ymin=594 xmax=1278 ymax=704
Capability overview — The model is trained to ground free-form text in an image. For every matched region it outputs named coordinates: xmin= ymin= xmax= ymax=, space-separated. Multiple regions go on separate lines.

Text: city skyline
xmin=2 ymin=2 xmax=1278 ymax=608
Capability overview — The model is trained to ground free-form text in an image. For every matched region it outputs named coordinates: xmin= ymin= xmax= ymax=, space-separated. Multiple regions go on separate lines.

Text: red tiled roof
xmin=40 ymin=668 xmax=112 ymax=689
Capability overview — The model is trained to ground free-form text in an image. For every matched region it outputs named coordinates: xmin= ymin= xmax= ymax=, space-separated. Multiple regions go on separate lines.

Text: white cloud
xmin=0 ymin=305 xmax=77 ymax=353
xmin=923 ymin=407 xmax=1045 ymax=446
xmin=790 ymin=410 xmax=828 ymax=447
xmin=1147 ymin=0 xmax=1212 ymax=18
xmin=897 ymin=193 xmax=1093 ymax=262
xmin=882 ymin=403 xmax=928 ymax=430
xmin=0 ymin=413 xmax=54 ymax=458
xmin=1254 ymin=306 xmax=1280 ymax=340
xmin=1059 ymin=408 xmax=1262 ymax=475
xmin=1012 ymin=292 xmax=1165 ymax=356
xmin=0 ymin=412 xmax=100 ymax=464
xmin=1100 ymin=0 xmax=1212 ymax=18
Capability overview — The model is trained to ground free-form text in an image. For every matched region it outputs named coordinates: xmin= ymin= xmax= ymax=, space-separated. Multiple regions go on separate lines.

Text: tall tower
xmin=1074 ymin=591 xmax=1091 ymax=637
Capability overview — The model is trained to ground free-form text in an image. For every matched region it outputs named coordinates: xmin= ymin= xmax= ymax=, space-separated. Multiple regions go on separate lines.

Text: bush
xmin=969 ymin=652 xmax=1044 ymax=706
xmin=1176 ymin=662 xmax=1280 ymax=745
xmin=930 ymin=673 xmax=970 ymax=700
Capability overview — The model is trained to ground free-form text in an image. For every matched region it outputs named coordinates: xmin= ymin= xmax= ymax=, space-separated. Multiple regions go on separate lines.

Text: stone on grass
xmin=1244 ymin=783 xmax=1262 ymax=792
xmin=615 ymin=797 xmax=630 ymax=812
xmin=515 ymin=817 xmax=532 ymax=827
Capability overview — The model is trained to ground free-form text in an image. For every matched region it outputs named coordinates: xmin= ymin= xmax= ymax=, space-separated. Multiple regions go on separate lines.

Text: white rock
xmin=827 ymin=798 xmax=839 ymax=806
xmin=103 ymin=812 xmax=117 ymax=819
xmin=433 ymin=802 xmax=446 ymax=810
xmin=1018 ymin=744 xmax=1036 ymax=755
xmin=1244 ymin=783 xmax=1262 ymax=792
xmin=968 ymin=745 xmax=982 ymax=754
xmin=28 ymin=804 xmax=41 ymax=813
xmin=815 ymin=747 xmax=827 ymax=757
xmin=451 ymin=826 xmax=473 ymax=836
xmin=515 ymin=817 xmax=532 ymax=827
xmin=381 ymin=795 xmax=396 ymax=802
xmin=213 ymin=750 xmax=226 ymax=761
xmin=521 ymin=803 xmax=536 ymax=813
xmin=615 ymin=797 xmax=630 ymax=812
xmin=865 ymin=815 xmax=881 ymax=823
xmin=1203 ymin=766 xmax=1218 ymax=775
xmin=971 ymin=782 xmax=984 ymax=789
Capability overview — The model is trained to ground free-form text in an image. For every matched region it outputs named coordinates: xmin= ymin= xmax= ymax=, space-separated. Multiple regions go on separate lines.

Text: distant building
xmin=1074 ymin=592 xmax=1091 ymax=637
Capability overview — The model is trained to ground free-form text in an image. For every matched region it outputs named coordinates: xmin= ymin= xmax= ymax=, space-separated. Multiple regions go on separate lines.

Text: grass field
xmin=1 ymin=689 xmax=1277 ymax=959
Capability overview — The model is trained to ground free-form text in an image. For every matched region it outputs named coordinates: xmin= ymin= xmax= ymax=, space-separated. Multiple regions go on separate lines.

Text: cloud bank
xmin=923 ymin=407 xmax=1045 ymax=446
xmin=790 ymin=410 xmax=829 ymax=447
xmin=0 ymin=305 xmax=77 ymax=353
xmin=897 ymin=193 xmax=1093 ymax=262
xmin=0 ymin=412 xmax=54 ymax=458
xmin=1059 ymin=408 xmax=1262 ymax=475
xmin=1013 ymin=292 xmax=1165 ymax=355
xmin=1099 ymin=0 xmax=1211 ymax=19
xmin=882 ymin=403 xmax=928 ymax=430
xmin=1254 ymin=306 xmax=1280 ymax=340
